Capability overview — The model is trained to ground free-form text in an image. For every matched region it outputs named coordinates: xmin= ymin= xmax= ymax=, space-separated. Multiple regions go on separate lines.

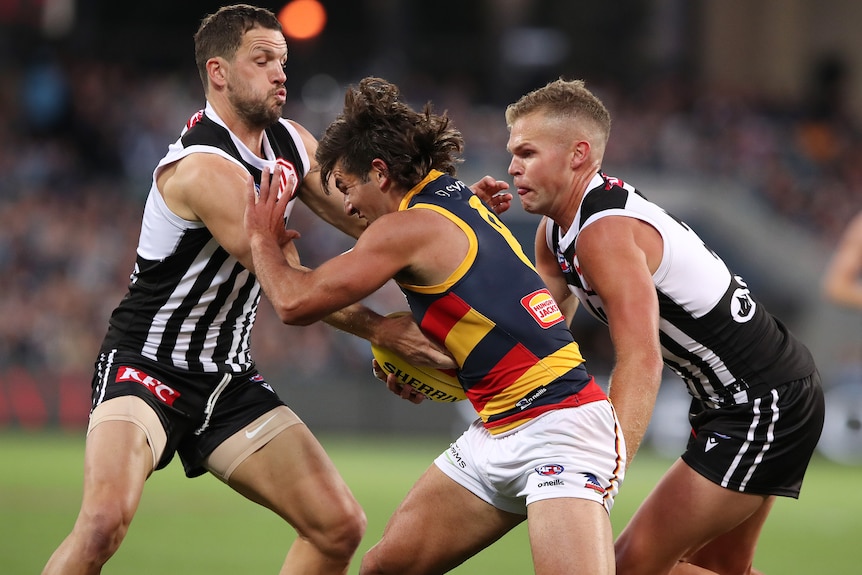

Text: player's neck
xmin=556 ymin=170 xmax=593 ymax=232
xmin=209 ymin=100 xmax=267 ymax=158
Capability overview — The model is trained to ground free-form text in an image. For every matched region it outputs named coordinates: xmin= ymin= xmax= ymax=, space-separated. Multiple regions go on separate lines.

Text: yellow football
xmin=371 ymin=343 xmax=466 ymax=403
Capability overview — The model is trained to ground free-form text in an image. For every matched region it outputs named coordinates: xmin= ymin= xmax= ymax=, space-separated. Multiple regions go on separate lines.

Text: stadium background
xmin=0 ymin=0 xmax=860 ymax=460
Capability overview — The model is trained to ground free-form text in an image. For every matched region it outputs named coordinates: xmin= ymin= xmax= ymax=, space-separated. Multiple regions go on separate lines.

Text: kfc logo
xmin=116 ymin=367 xmax=180 ymax=406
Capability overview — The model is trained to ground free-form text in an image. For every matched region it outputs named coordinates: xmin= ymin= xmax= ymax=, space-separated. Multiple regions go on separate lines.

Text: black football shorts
xmin=91 ymin=349 xmax=285 ymax=477
xmin=681 ymin=371 xmax=825 ymax=498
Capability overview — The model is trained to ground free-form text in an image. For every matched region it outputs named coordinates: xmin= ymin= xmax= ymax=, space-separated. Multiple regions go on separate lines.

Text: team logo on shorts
xmin=582 ymin=472 xmax=606 ymax=494
xmin=250 ymin=373 xmax=274 ymax=393
xmin=535 ymin=464 xmax=565 ymax=476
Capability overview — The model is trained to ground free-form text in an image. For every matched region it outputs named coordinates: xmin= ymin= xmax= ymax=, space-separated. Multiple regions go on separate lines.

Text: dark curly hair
xmin=316 ymin=77 xmax=464 ymax=193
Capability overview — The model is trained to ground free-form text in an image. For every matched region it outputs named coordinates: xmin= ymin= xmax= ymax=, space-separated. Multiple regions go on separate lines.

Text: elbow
xmin=631 ymin=352 xmax=664 ymax=390
xmin=648 ymin=356 xmax=665 ymax=385
xmin=272 ymin=302 xmax=319 ymax=326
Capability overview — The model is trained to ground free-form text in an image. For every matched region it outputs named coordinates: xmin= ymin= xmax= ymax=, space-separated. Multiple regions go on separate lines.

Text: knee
xmin=334 ymin=505 xmax=367 ymax=560
xmin=314 ymin=503 xmax=366 ymax=563
xmin=614 ymin=530 xmax=653 ymax=575
xmin=74 ymin=504 xmax=134 ymax=564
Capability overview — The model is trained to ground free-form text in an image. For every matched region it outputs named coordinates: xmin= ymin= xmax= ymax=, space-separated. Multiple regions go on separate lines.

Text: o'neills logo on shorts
xmin=520 ymin=289 xmax=565 ymax=328
xmin=116 ymin=367 xmax=180 ymax=406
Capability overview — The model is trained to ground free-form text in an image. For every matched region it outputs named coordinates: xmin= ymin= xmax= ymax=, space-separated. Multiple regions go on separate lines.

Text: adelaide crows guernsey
xmin=398 ymin=171 xmax=606 ymax=434
xmin=548 ymin=172 xmax=816 ymax=407
xmin=100 ymin=103 xmax=308 ymax=373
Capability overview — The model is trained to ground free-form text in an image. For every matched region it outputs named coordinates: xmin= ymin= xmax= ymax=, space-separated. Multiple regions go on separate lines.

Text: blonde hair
xmin=506 ymin=78 xmax=611 ymax=153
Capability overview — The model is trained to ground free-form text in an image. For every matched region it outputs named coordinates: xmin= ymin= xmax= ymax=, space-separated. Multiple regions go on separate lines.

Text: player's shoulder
xmin=176 ymin=150 xmax=244 ymax=177
xmin=361 ymin=208 xmax=446 ymax=248
xmin=163 ymin=153 xmax=247 ymax=208
xmin=180 ymin=111 xmax=225 ymax=146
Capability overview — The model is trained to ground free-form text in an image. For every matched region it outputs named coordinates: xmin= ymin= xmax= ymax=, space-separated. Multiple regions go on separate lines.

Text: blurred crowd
xmin=1 ymin=52 xmax=860 ymax=397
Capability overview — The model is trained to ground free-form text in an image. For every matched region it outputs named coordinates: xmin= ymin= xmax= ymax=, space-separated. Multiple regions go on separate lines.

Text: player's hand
xmin=371 ymin=359 xmax=426 ymax=404
xmin=244 ymin=166 xmax=301 ymax=248
xmin=375 ymin=313 xmax=457 ymax=370
xmin=470 ymin=175 xmax=512 ymax=215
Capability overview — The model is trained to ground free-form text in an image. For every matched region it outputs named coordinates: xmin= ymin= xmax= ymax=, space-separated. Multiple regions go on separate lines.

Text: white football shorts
xmin=434 ymin=400 xmax=626 ymax=515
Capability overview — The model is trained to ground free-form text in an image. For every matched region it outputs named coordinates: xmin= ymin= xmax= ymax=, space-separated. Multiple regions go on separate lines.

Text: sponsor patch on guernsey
xmin=520 ymin=289 xmax=565 ymax=328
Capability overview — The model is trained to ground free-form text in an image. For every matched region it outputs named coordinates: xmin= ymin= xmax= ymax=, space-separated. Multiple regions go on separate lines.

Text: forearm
xmin=249 ymin=234 xmax=324 ymax=326
xmin=607 ymin=359 xmax=663 ymax=467
xmin=326 ymin=306 xmax=457 ymax=369
xmin=322 ymin=304 xmax=386 ymax=342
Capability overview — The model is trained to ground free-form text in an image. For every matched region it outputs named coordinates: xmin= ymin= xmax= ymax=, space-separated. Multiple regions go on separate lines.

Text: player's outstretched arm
xmin=245 ymin=167 xmax=456 ymax=369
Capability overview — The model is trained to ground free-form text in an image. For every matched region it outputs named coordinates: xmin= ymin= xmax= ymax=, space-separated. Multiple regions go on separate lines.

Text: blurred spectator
xmin=823 ymin=211 xmax=862 ymax=311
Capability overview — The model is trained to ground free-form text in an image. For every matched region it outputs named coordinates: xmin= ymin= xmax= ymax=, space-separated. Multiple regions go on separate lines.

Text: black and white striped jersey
xmin=101 ymin=103 xmax=308 ymax=373
xmin=548 ymin=172 xmax=816 ymax=407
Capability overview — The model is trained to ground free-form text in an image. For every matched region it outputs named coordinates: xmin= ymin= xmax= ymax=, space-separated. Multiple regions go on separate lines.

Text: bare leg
xmin=528 ymin=497 xmax=615 ymax=575
xmin=616 ymin=459 xmax=771 ymax=575
xmin=227 ymin=423 xmax=366 ymax=575
xmin=360 ymin=465 xmax=523 ymax=575
xmin=42 ymin=420 xmax=153 ymax=574
xmin=680 ymin=498 xmax=774 ymax=575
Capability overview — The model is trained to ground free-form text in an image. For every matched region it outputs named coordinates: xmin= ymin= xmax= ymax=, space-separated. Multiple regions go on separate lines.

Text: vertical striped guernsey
xmin=100 ymin=104 xmax=308 ymax=374
xmin=548 ymin=172 xmax=816 ymax=408
xmin=397 ymin=171 xmax=606 ymax=434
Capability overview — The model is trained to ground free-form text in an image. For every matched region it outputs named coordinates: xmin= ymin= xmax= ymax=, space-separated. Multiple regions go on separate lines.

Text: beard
xmin=229 ymin=85 xmax=284 ymax=127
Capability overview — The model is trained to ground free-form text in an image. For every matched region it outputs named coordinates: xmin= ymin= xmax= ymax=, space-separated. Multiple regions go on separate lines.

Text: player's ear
xmin=571 ymin=140 xmax=590 ymax=168
xmin=207 ymin=57 xmax=227 ymax=88
xmin=371 ymin=158 xmax=390 ymax=189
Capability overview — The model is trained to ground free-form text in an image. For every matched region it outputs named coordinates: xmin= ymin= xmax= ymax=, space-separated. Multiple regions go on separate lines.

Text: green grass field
xmin=2 ymin=431 xmax=859 ymax=574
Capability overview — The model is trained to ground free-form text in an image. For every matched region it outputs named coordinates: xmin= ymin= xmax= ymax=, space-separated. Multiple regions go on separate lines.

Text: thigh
xmin=684 ymin=496 xmax=774 ymax=574
xmin=88 ymin=395 xmax=168 ymax=471
xmin=205 ymin=405 xmax=301 ymax=482
xmin=225 ymin=421 xmax=360 ymax=534
xmin=362 ymin=465 xmax=524 ymax=575
xmin=82 ymin=398 xmax=161 ymax=517
xmin=528 ymin=497 xmax=614 ymax=575
xmin=615 ymin=459 xmax=770 ymax=575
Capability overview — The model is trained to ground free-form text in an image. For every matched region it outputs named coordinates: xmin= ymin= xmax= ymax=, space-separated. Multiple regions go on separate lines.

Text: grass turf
xmin=2 ymin=431 xmax=859 ymax=574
